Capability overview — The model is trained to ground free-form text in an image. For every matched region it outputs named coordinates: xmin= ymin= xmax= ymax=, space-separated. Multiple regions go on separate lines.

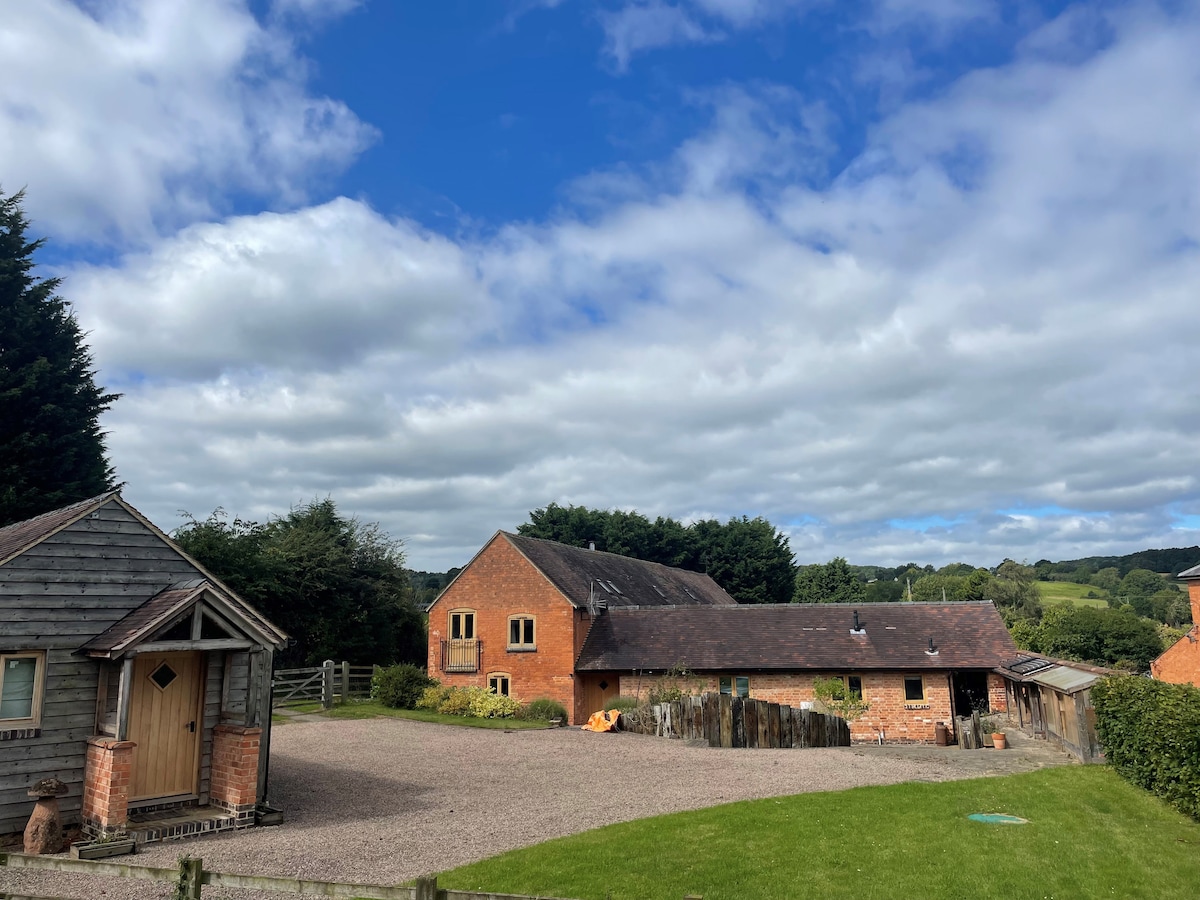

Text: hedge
xmin=1091 ymin=675 xmax=1200 ymax=821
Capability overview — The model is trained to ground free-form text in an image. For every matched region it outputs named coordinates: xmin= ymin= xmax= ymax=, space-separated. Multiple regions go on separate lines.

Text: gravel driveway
xmin=0 ymin=717 xmax=1070 ymax=899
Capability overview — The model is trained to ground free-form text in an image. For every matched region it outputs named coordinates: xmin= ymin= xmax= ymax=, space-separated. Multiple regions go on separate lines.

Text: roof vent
xmin=926 ymin=637 xmax=939 ymax=656
xmin=850 ymin=610 xmax=866 ymax=635
xmin=588 ymin=540 xmax=596 ymax=551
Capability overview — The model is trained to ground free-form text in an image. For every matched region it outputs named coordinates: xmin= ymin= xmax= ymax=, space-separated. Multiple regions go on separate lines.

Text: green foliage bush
xmin=519 ymin=698 xmax=569 ymax=722
xmin=1092 ymin=675 xmax=1200 ymax=821
xmin=437 ymin=687 xmax=475 ymax=716
xmin=430 ymin=685 xmax=521 ymax=718
xmin=416 ymin=685 xmax=451 ymax=710
xmin=372 ymin=664 xmax=436 ymax=709
xmin=468 ymin=689 xmax=522 ymax=719
xmin=603 ymin=696 xmax=643 ymax=713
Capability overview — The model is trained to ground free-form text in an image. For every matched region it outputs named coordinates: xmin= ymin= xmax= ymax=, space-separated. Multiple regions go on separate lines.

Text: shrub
xmin=372 ymin=664 xmax=436 ymax=709
xmin=468 ymin=689 xmax=522 ymax=719
xmin=437 ymin=687 xmax=474 ymax=716
xmin=520 ymin=698 xmax=569 ymax=722
xmin=416 ymin=685 xmax=450 ymax=711
xmin=1092 ymin=675 xmax=1200 ymax=821
xmin=603 ymin=696 xmax=643 ymax=713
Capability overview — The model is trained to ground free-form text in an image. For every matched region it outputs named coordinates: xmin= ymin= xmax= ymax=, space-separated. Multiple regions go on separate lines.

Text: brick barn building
xmin=1150 ymin=562 xmax=1200 ymax=687
xmin=427 ymin=532 xmax=1015 ymax=741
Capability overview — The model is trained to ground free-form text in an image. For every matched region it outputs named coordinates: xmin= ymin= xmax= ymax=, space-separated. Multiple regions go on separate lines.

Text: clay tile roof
xmin=79 ymin=585 xmax=206 ymax=655
xmin=79 ymin=580 xmax=286 ymax=656
xmin=0 ymin=492 xmax=118 ymax=565
xmin=503 ymin=532 xmax=738 ymax=609
xmin=575 ymin=601 xmax=1016 ymax=671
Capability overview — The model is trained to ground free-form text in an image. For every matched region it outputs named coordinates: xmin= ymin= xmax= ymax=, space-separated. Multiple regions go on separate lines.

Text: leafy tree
xmin=1119 ymin=569 xmax=1169 ymax=604
xmin=972 ymin=559 xmax=1042 ymax=620
xmin=175 ymin=499 xmax=426 ymax=667
xmin=910 ymin=573 xmax=968 ymax=603
xmin=0 ymin=188 xmax=118 ymax=526
xmin=1090 ymin=567 xmax=1122 ymax=595
xmin=1024 ymin=605 xmax=1162 ymax=671
xmin=793 ymin=557 xmax=866 ymax=604
xmin=864 ymin=578 xmax=905 ymax=603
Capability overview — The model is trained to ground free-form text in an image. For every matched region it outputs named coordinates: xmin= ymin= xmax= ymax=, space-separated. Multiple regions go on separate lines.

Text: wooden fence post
xmin=178 ymin=856 xmax=203 ymax=899
xmin=322 ymin=660 xmax=335 ymax=709
xmin=341 ymin=661 xmax=351 ymax=703
xmin=414 ymin=875 xmax=438 ymax=900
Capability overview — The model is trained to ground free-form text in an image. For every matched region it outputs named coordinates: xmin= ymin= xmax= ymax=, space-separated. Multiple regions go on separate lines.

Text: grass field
xmin=1037 ymin=580 xmax=1110 ymax=607
xmin=280 ymin=699 xmax=550 ymax=729
xmin=438 ymin=767 xmax=1200 ymax=900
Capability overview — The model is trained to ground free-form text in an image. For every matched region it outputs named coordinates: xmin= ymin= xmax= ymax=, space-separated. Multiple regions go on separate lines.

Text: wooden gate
xmin=128 ymin=651 xmax=203 ymax=800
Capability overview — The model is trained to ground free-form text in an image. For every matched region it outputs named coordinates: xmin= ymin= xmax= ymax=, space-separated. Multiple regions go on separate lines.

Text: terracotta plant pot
xmin=992 ymin=732 xmax=1007 ymax=750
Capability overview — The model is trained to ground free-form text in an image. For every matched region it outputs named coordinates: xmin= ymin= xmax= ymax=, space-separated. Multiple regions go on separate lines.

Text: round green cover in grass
xmin=968 ymin=813 xmax=1029 ymax=824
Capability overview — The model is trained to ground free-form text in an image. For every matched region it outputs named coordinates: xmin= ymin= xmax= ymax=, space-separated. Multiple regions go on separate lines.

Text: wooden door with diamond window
xmin=128 ymin=651 xmax=203 ymax=801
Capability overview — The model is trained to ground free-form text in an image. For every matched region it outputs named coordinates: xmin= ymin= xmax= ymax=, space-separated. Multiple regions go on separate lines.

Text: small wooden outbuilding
xmin=0 ymin=493 xmax=287 ymax=842
xmin=996 ymin=654 xmax=1115 ymax=763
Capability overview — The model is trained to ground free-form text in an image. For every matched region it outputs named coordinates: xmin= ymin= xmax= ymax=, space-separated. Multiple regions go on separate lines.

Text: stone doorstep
xmin=126 ymin=805 xmax=240 ymax=845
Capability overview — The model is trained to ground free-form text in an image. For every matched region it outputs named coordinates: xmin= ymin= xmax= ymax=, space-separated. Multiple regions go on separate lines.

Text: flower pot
xmin=992 ymin=732 xmax=1007 ymax=750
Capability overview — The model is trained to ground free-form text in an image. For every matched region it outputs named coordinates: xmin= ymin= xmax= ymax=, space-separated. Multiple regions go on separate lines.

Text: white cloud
xmin=65 ymin=3 xmax=1200 ymax=570
xmin=0 ymin=0 xmax=374 ymax=244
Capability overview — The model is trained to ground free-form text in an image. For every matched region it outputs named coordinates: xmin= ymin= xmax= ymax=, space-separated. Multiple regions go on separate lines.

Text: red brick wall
xmin=210 ymin=725 xmax=261 ymax=826
xmin=987 ymin=672 xmax=1008 ymax=713
xmin=1150 ymin=583 xmax=1200 ymax=687
xmin=80 ymin=738 xmax=135 ymax=836
xmin=427 ymin=535 xmax=579 ymax=721
xmin=618 ymin=671 xmax=962 ymax=743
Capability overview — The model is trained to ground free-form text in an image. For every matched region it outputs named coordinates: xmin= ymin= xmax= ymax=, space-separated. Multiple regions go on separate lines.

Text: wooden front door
xmin=578 ymin=673 xmax=621 ymax=723
xmin=128 ymin=651 xmax=203 ymax=801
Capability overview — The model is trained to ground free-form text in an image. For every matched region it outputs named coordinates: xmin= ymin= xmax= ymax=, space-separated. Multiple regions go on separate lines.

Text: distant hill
xmin=1040 ymin=546 xmax=1200 ymax=578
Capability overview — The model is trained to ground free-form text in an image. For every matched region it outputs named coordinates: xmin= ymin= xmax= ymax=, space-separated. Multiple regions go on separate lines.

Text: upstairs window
xmin=508 ymin=615 xmax=536 ymax=650
xmin=449 ymin=610 xmax=475 ymax=641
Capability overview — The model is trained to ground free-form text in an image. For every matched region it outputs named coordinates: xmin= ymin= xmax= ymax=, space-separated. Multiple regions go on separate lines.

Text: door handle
xmin=187 ymin=721 xmax=196 ymax=733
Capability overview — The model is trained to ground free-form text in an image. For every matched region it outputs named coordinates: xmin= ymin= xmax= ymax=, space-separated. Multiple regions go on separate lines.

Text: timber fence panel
xmin=0 ymin=855 xmax=600 ymax=900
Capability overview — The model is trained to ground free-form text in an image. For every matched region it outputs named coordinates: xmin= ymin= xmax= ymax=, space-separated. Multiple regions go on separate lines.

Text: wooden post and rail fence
xmin=619 ymin=692 xmax=851 ymax=749
xmin=270 ymin=660 xmax=376 ymax=709
xmin=0 ymin=853 xmax=707 ymax=900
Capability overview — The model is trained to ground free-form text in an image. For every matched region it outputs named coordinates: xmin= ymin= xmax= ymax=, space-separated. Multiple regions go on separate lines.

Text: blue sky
xmin=4 ymin=0 xmax=1200 ymax=571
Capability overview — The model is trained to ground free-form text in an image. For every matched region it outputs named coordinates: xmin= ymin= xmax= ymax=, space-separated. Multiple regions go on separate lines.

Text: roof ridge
xmin=0 ymin=491 xmax=122 ymax=566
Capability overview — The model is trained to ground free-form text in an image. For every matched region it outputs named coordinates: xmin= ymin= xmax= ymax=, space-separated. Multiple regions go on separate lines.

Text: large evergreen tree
xmin=0 ymin=188 xmax=118 ymax=525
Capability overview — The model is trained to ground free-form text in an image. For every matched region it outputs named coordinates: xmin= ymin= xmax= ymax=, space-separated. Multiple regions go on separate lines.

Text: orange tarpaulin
xmin=581 ymin=709 xmax=621 ymax=732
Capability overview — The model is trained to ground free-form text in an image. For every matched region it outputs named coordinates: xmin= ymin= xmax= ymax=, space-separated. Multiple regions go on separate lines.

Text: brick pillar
xmin=1189 ymin=582 xmax=1200 ymax=628
xmin=80 ymin=737 xmax=135 ymax=837
xmin=210 ymin=724 xmax=261 ymax=828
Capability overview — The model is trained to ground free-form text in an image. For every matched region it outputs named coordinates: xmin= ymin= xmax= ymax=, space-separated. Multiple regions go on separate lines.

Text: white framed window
xmin=1 ymin=651 xmax=46 ymax=729
xmin=507 ymin=615 xmax=536 ymax=651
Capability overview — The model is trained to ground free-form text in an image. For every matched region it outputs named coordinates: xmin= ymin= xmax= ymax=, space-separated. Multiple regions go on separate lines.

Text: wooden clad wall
xmin=0 ymin=501 xmax=218 ymax=834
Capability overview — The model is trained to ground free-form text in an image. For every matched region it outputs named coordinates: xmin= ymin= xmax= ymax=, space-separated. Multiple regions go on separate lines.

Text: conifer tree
xmin=0 ymin=188 xmax=119 ymax=526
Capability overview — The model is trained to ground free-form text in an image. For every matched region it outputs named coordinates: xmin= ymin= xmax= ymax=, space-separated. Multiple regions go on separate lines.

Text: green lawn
xmin=299 ymin=700 xmax=550 ymax=729
xmin=1037 ymin=581 xmax=1110 ymax=607
xmin=438 ymin=767 xmax=1200 ymax=900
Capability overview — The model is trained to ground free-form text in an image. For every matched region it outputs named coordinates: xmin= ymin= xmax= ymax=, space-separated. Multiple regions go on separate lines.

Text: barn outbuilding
xmin=0 ymin=493 xmax=287 ymax=843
